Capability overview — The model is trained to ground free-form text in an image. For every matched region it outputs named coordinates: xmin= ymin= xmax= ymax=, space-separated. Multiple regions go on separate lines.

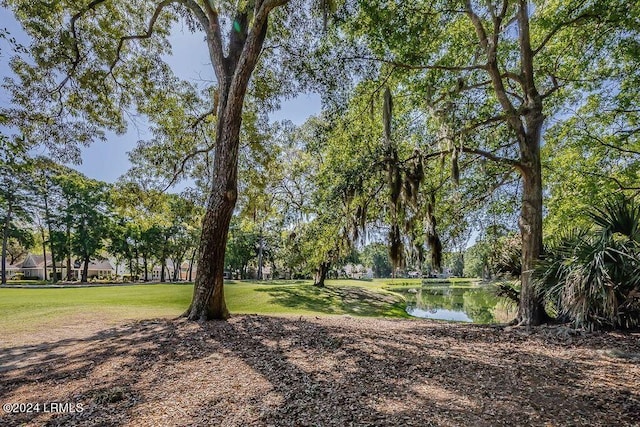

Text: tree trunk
xmin=314 ymin=262 xmax=330 ymax=287
xmin=1 ymin=205 xmax=12 ymax=285
xmin=257 ymin=230 xmax=264 ymax=280
xmin=133 ymin=245 xmax=139 ymax=281
xmin=160 ymin=236 xmax=169 ymax=282
xmin=183 ymin=69 xmax=248 ymax=320
xmin=464 ymin=0 xmax=550 ymax=325
xmin=42 ymin=178 xmax=57 ymax=282
xmin=183 ymin=7 xmax=273 ymax=321
xmin=81 ymin=257 xmax=89 ymax=282
xmin=188 ymin=248 xmax=196 ymax=282
xmin=39 ymin=223 xmax=47 ymax=281
xmin=516 ymin=114 xmax=548 ymax=326
xmin=143 ymin=256 xmax=148 ymax=282
xmin=183 ymin=125 xmax=237 ymax=319
xmin=172 ymin=257 xmax=182 ymax=281
xmin=66 ymin=222 xmax=72 ymax=281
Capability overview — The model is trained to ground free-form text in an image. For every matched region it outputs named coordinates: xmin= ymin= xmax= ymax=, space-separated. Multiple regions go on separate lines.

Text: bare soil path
xmin=1 ymin=315 xmax=638 ymax=426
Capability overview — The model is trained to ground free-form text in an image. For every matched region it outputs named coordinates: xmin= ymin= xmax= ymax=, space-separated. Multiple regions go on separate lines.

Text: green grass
xmin=233 ymin=279 xmax=409 ymax=318
xmin=0 ymin=279 xmax=411 ymax=336
xmin=0 ymin=284 xmax=194 ymax=334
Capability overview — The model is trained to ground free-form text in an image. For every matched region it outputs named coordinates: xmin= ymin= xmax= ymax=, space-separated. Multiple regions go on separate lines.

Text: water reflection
xmin=406 ymin=307 xmax=473 ymax=322
xmin=402 ymin=281 xmax=515 ymax=324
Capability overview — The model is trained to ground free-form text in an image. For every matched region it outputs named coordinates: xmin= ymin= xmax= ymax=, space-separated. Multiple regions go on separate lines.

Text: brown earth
xmin=0 ymin=315 xmax=639 ymax=426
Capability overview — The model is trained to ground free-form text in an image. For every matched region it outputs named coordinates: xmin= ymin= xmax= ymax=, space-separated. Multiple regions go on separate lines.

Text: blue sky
xmin=0 ymin=7 xmax=321 ymax=184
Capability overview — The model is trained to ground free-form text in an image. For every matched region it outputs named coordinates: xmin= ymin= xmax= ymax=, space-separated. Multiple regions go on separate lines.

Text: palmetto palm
xmin=535 ymin=197 xmax=640 ymax=330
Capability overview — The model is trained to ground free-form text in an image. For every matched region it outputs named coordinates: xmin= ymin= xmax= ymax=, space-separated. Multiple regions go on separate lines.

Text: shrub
xmin=535 ymin=196 xmax=640 ymax=330
xmin=494 ymin=234 xmax=522 ymax=279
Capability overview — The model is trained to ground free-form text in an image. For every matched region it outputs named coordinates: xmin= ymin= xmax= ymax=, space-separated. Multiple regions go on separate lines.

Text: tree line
xmin=0 ymin=156 xmax=203 ymax=284
xmin=0 ymin=152 xmax=400 ymax=285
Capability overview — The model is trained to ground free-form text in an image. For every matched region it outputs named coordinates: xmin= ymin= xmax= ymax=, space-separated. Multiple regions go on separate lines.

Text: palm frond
xmin=535 ymin=196 xmax=640 ymax=330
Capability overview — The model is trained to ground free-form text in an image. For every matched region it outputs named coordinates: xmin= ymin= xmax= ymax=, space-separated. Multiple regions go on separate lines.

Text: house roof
xmin=73 ymin=259 xmax=114 ymax=270
xmin=22 ymin=254 xmax=54 ymax=268
xmin=86 ymin=260 xmax=114 ymax=271
xmin=152 ymin=260 xmax=189 ymax=270
xmin=21 ymin=254 xmax=114 ymax=271
xmin=6 ymin=261 xmax=23 ymax=269
xmin=180 ymin=261 xmax=197 ymax=272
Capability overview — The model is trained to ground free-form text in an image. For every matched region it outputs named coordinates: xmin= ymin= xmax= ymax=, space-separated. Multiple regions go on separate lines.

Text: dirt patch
xmin=1 ymin=315 xmax=638 ymax=426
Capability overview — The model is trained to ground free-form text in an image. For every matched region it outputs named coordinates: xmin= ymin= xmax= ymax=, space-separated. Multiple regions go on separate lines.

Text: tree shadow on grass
xmin=0 ymin=316 xmax=638 ymax=426
xmin=255 ymin=284 xmax=408 ymax=317
xmin=227 ymin=279 xmax=309 ymax=286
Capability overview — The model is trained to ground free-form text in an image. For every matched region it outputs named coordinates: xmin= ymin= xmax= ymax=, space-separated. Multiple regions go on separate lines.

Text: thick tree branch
xmin=517 ymin=0 xmax=537 ymax=100
xmin=503 ymin=71 xmax=523 ymax=85
xmin=464 ymin=0 xmax=490 ymax=51
xmin=177 ymin=0 xmax=209 ymax=30
xmin=465 ymin=0 xmax=524 ymax=136
xmin=200 ymin=1 xmax=225 ymax=81
xmin=532 ymin=1 xmax=594 ymax=56
xmin=488 ymin=0 xmax=508 ymax=53
xmin=110 ymin=0 xmax=175 ymax=73
xmin=53 ymin=0 xmax=109 ymax=93
xmin=461 ymin=146 xmax=524 ymax=172
xmin=164 ymin=141 xmax=216 ymax=191
xmin=225 ymin=0 xmax=290 ymax=119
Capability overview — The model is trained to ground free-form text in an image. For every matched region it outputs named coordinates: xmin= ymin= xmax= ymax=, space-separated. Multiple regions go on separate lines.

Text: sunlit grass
xmin=0 ymin=284 xmax=193 ymax=335
xmin=0 ymin=279 xmax=413 ymax=337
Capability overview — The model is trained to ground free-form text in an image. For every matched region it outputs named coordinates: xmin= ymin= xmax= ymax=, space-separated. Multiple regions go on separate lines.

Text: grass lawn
xmin=0 ymin=279 xmax=413 ymax=338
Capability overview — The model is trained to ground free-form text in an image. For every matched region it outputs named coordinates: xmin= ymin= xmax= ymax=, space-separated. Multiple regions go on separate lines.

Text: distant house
xmin=20 ymin=254 xmax=53 ymax=280
xmin=151 ymin=260 xmax=177 ymax=281
xmin=260 ymin=265 xmax=272 ymax=280
xmin=72 ymin=259 xmax=115 ymax=280
xmin=151 ymin=260 xmax=197 ymax=281
xmin=6 ymin=261 xmax=24 ymax=279
xmin=14 ymin=254 xmax=114 ymax=281
xmin=342 ymin=264 xmax=374 ymax=280
xmin=180 ymin=261 xmax=196 ymax=281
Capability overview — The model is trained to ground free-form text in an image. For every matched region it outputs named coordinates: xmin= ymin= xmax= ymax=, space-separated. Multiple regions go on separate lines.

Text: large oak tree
xmin=347 ymin=0 xmax=637 ymax=325
xmin=4 ymin=0 xmax=324 ymax=319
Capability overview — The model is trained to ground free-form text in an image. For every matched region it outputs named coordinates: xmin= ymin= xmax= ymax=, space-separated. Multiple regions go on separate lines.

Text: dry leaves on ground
xmin=1 ymin=315 xmax=639 ymax=426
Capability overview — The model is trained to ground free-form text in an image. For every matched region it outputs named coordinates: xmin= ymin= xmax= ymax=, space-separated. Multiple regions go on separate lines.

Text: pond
xmin=398 ymin=280 xmax=516 ymax=324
